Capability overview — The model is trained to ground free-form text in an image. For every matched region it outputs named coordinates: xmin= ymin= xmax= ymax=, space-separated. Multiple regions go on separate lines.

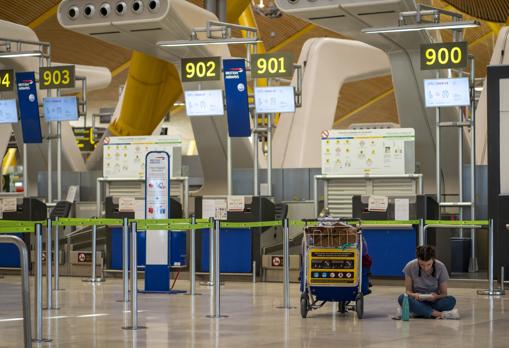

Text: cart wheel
xmin=338 ymin=301 xmax=347 ymax=314
xmin=300 ymin=293 xmax=309 ymax=318
xmin=356 ymin=294 xmax=364 ymax=319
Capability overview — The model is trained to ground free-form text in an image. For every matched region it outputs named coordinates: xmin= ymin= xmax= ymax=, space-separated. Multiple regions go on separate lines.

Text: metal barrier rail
xmin=0 ymin=235 xmax=32 ymax=348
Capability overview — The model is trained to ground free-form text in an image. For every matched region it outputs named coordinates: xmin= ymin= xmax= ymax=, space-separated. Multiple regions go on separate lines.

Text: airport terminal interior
xmin=1 ymin=0 xmax=509 ymax=347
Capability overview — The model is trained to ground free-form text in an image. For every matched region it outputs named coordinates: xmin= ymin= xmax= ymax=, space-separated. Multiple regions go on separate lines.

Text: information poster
xmin=103 ymin=135 xmax=181 ymax=179
xmin=145 ymin=152 xmax=171 ymax=292
xmin=321 ymin=128 xmax=415 ymax=175
xmin=16 ymin=71 xmax=43 ymax=144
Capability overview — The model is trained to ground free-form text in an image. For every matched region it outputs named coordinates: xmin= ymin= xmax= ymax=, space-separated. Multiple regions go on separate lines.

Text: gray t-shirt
xmin=402 ymin=259 xmax=449 ymax=294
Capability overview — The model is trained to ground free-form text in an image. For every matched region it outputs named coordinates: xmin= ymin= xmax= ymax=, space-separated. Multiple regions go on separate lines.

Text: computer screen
xmin=0 ymin=99 xmax=19 ymax=124
xmin=424 ymin=77 xmax=470 ymax=108
xmin=184 ymin=89 xmax=224 ymax=116
xmin=43 ymin=96 xmax=79 ymax=122
xmin=255 ymin=86 xmax=296 ymax=114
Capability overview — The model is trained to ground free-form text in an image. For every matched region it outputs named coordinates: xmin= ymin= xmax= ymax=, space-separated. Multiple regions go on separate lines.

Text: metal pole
xmin=209 ymin=217 xmax=215 ymax=286
xmin=57 ymin=121 xmax=62 ymax=201
xmin=283 ymin=218 xmax=290 ymax=308
xmin=418 ymin=218 xmax=425 ymax=246
xmin=83 ymin=224 xmax=103 ymax=282
xmin=47 ymin=124 xmax=52 ymax=204
xmin=267 ymin=114 xmax=273 ymax=197
xmin=254 ymin=132 xmax=259 ymax=196
xmin=214 ymin=219 xmax=221 ymax=317
xmin=477 ymin=220 xmax=504 ymax=296
xmin=23 ymin=143 xmax=28 ymax=197
xmin=314 ymin=176 xmax=319 ymax=217
xmin=207 ymin=219 xmax=225 ymax=318
xmin=217 ymin=0 xmax=227 ymax=22
xmin=54 ymin=216 xmax=61 ymax=291
xmin=205 ymin=0 xmax=217 ymax=14
xmin=436 ymin=103 xmax=441 ymax=206
xmin=34 ymin=223 xmax=51 ymax=343
xmin=227 ymin=136 xmax=232 ymax=196
xmin=469 ymin=55 xmax=478 ymax=273
xmin=123 ymin=221 xmax=146 ymax=329
xmin=252 ymin=260 xmax=256 ymax=283
xmin=0 ymin=235 xmax=32 ymax=347
xmin=458 ymin=110 xmax=464 ymax=238
xmin=501 ymin=266 xmax=506 ymax=294
xmin=190 ymin=215 xmax=197 ymax=295
xmin=120 ymin=217 xmax=129 ymax=302
xmin=44 ymin=219 xmax=53 ymax=310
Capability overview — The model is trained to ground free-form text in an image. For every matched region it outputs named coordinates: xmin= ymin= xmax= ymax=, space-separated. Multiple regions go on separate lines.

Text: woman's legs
xmin=398 ymin=294 xmax=434 ymax=318
xmin=431 ymin=296 xmax=456 ymax=312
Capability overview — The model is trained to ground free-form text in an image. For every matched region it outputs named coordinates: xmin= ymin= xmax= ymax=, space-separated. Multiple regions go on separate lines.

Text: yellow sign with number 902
xmin=181 ymin=57 xmax=221 ymax=82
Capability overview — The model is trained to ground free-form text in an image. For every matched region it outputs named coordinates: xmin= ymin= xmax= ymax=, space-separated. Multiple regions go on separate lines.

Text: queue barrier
xmin=0 ymin=218 xmax=490 ymax=230
xmin=0 ymin=217 xmax=500 ymax=336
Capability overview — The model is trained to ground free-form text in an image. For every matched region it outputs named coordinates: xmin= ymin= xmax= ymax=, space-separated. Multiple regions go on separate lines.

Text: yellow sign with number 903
xmin=39 ymin=65 xmax=75 ymax=89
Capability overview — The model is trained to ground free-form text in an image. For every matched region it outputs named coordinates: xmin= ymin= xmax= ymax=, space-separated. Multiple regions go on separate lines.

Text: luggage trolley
xmin=300 ymin=218 xmax=369 ymax=319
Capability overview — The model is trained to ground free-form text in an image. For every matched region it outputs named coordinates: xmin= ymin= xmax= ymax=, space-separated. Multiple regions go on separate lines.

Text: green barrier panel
xmin=0 ymin=220 xmax=46 ymax=227
xmin=425 ymin=220 xmax=489 ymax=226
xmin=130 ymin=218 xmax=192 ymax=224
xmin=220 ymin=221 xmax=282 ymax=229
xmin=361 ymin=220 xmax=420 ymax=225
xmin=56 ymin=218 xmax=124 ymax=227
xmin=0 ymin=226 xmax=35 ymax=233
xmin=136 ymin=223 xmax=213 ymax=231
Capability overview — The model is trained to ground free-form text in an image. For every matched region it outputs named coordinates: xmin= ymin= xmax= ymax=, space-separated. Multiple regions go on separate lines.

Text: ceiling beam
xmin=268 ymin=24 xmax=315 ymax=53
xmin=28 ymin=4 xmax=59 ymax=29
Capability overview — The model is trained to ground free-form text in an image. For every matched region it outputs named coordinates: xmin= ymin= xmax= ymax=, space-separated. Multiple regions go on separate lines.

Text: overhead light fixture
xmin=0 ymin=50 xmax=43 ymax=58
xmin=362 ymin=20 xmax=480 ymax=34
xmin=158 ymin=38 xmax=261 ymax=47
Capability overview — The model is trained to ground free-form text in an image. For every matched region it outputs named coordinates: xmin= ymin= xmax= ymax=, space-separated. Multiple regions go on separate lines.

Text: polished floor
xmin=0 ymin=275 xmax=508 ymax=347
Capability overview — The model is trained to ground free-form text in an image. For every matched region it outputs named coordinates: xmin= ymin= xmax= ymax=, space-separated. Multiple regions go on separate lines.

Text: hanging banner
xmin=223 ymin=59 xmax=251 ymax=137
xmin=144 ymin=151 xmax=171 ymax=292
xmin=16 ymin=72 xmax=43 ymax=144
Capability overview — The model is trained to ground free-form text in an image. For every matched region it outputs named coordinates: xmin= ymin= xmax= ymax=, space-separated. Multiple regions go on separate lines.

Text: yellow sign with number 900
xmin=39 ymin=65 xmax=75 ymax=89
xmin=181 ymin=57 xmax=221 ymax=82
xmin=420 ymin=42 xmax=467 ymax=70
xmin=0 ymin=69 xmax=14 ymax=92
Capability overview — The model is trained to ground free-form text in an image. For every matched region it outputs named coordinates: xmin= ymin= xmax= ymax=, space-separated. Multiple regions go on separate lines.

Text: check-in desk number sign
xmin=181 ymin=57 xmax=221 ymax=82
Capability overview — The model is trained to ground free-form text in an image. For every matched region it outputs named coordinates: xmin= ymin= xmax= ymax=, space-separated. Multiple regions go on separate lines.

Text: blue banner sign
xmin=223 ymin=59 xmax=251 ymax=137
xmin=16 ymin=71 xmax=42 ymax=144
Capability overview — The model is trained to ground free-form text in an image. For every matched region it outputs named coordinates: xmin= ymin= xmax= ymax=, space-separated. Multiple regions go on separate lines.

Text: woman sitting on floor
xmin=396 ymin=245 xmax=459 ymax=319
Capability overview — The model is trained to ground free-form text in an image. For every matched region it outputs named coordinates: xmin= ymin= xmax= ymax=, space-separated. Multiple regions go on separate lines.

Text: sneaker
xmin=392 ymin=307 xmax=402 ymax=320
xmin=441 ymin=309 xmax=460 ymax=320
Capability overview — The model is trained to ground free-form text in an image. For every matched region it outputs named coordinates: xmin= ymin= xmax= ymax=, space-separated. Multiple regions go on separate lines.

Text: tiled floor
xmin=0 ymin=276 xmax=508 ymax=347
